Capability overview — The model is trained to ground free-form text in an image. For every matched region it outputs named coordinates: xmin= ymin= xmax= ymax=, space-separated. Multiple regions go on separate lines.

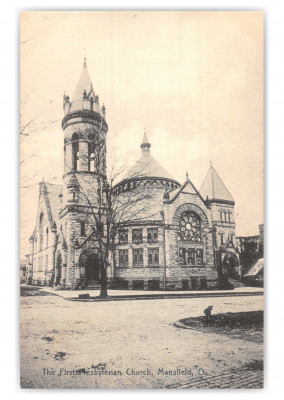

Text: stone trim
xmin=172 ymin=203 xmax=209 ymax=227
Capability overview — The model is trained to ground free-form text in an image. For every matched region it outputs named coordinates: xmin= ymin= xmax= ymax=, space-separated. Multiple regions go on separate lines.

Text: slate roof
xmin=69 ymin=59 xmax=104 ymax=116
xmin=43 ymin=182 xmax=62 ymax=225
xmin=199 ymin=165 xmax=234 ymax=203
xmin=121 ymin=134 xmax=179 ymax=184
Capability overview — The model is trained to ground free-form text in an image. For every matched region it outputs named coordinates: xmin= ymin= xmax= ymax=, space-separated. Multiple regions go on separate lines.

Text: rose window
xmin=179 ymin=211 xmax=201 ymax=241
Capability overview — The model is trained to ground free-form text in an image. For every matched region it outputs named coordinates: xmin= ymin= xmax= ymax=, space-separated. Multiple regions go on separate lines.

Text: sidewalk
xmin=31 ymin=285 xmax=264 ymax=301
xmin=167 ymin=365 xmax=263 ymax=389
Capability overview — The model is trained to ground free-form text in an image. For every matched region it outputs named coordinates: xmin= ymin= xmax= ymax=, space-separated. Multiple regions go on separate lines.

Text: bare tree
xmin=67 ymin=123 xmax=162 ymax=298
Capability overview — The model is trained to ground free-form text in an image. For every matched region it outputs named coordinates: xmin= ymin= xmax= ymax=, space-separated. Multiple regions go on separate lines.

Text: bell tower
xmin=61 ymin=58 xmax=108 ymax=208
xmin=59 ymin=58 xmax=108 ymax=288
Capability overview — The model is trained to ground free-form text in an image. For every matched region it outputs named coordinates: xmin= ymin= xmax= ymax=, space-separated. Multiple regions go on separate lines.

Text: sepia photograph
xmin=20 ymin=11 xmax=264 ymax=389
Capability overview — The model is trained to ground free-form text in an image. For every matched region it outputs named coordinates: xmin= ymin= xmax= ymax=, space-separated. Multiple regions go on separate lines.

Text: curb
xmin=64 ymin=291 xmax=263 ymax=302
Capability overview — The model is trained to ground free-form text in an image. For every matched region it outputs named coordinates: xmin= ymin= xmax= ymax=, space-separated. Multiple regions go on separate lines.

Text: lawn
xmin=179 ymin=311 xmax=263 ymax=344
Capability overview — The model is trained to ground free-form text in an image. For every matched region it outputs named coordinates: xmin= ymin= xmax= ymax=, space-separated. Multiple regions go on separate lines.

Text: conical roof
xmin=122 ymin=134 xmax=178 ymax=183
xmin=70 ymin=58 xmax=94 ymax=112
xmin=199 ymin=165 xmax=234 ymax=203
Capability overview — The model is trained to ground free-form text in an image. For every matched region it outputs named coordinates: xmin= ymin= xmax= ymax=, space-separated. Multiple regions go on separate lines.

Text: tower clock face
xmin=179 ymin=211 xmax=201 ymax=241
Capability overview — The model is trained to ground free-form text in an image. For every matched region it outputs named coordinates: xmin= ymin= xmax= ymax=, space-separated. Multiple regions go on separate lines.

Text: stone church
xmin=25 ymin=60 xmax=240 ymax=290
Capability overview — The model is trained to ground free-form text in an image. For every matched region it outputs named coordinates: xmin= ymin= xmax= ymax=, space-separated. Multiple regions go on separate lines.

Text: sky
xmin=20 ymin=11 xmax=263 ymax=258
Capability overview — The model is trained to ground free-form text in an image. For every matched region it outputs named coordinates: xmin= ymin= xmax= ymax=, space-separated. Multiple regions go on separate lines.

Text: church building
xmin=25 ymin=60 xmax=239 ymax=290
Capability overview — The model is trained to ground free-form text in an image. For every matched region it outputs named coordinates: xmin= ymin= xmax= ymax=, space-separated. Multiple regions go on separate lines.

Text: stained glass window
xmin=179 ymin=211 xmax=201 ymax=242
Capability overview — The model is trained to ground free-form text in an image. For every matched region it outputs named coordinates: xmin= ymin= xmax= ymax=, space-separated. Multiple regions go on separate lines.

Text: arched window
xmin=72 ymin=133 xmax=79 ymax=171
xmin=228 ymin=211 xmax=232 ymax=223
xmin=46 ymin=227 xmax=49 ymax=248
xmin=39 ymin=232 xmax=43 ymax=251
xmin=34 ymin=236 xmax=37 ymax=253
xmin=39 ymin=212 xmax=43 ymax=226
xmin=88 ymin=141 xmax=95 ymax=172
xmin=219 ymin=210 xmax=223 ymax=222
xmin=179 ymin=211 xmax=201 ymax=242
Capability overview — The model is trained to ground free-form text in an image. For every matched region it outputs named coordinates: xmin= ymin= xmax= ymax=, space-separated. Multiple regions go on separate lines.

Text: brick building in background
xmin=26 ymin=60 xmax=240 ymax=290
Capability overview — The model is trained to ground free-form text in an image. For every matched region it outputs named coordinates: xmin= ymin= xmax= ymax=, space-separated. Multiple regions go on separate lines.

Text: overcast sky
xmin=20 ymin=11 xmax=263 ymax=258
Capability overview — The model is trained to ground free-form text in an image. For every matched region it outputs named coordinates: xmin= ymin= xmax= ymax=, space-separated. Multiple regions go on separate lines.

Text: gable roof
xmin=168 ymin=177 xmax=208 ymax=206
xmin=34 ymin=182 xmax=62 ymax=231
xmin=199 ymin=165 xmax=234 ymax=203
xmin=44 ymin=183 xmax=62 ymax=225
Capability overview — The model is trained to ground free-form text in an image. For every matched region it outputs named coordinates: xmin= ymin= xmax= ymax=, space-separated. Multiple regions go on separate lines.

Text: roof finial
xmin=186 ymin=171 xmax=189 ymax=180
xmin=210 ymin=160 xmax=212 ymax=166
xmin=140 ymin=127 xmax=151 ymax=153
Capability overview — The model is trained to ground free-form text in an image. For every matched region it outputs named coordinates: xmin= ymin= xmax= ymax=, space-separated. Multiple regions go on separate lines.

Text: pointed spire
xmin=140 ymin=128 xmax=151 ymax=153
xmin=71 ymin=57 xmax=93 ymax=105
xmin=200 ymin=164 xmax=234 ymax=203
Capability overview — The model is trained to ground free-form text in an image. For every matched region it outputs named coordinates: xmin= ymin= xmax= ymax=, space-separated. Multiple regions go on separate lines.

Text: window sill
xmin=179 ymin=264 xmax=205 ymax=268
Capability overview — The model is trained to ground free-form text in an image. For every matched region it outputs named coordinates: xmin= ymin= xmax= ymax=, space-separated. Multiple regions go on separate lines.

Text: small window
xmin=132 ymin=229 xmax=143 ymax=243
xmin=80 ymin=221 xmax=86 ymax=236
xmin=39 ymin=212 xmax=44 ymax=226
xmin=88 ymin=142 xmax=95 ymax=172
xmin=46 ymin=228 xmax=49 ymax=248
xmin=118 ymin=229 xmax=128 ymax=244
xmin=220 ymin=232 xmax=224 ymax=245
xmin=119 ymin=250 xmax=129 ymax=268
xmin=39 ymin=232 xmax=43 ymax=251
xmin=72 ymin=133 xmax=79 ymax=172
xmin=179 ymin=248 xmax=203 ymax=266
xmin=147 ymin=228 xmax=158 ymax=243
xmin=133 ymin=248 xmax=144 ymax=266
xmin=148 ymin=248 xmax=159 ymax=266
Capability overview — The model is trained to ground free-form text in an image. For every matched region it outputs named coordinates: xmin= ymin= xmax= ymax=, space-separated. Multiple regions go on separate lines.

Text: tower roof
xmin=199 ymin=164 xmax=234 ymax=203
xmin=72 ymin=58 xmax=92 ymax=102
xmin=121 ymin=133 xmax=179 ymax=184
xmin=69 ymin=58 xmax=98 ymax=113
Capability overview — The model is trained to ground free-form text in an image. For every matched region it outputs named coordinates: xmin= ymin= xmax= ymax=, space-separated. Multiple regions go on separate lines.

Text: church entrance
xmin=79 ymin=252 xmax=101 ymax=287
xmin=222 ymin=252 xmax=242 ymax=287
xmin=85 ymin=254 xmax=100 ymax=282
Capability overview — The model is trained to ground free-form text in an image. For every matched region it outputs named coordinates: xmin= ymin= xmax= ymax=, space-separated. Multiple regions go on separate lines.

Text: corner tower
xmin=59 ymin=58 xmax=108 ymax=288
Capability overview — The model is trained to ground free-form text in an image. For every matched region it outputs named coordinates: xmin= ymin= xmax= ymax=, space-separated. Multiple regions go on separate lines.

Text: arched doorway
xmin=79 ymin=252 xmax=100 ymax=284
xmin=223 ymin=252 xmax=240 ymax=281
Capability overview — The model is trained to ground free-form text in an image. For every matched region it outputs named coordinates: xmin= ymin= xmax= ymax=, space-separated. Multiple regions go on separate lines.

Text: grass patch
xmin=179 ymin=311 xmax=263 ymax=343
